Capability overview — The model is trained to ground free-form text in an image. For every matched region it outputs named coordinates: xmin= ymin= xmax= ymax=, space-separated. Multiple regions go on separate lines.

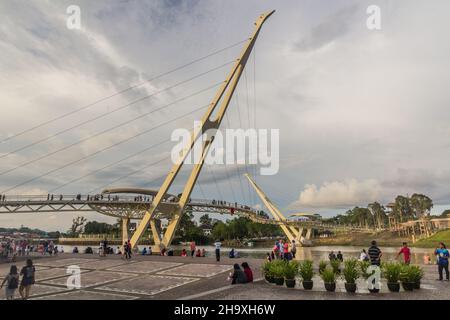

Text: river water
xmin=56 ymin=244 xmax=435 ymax=265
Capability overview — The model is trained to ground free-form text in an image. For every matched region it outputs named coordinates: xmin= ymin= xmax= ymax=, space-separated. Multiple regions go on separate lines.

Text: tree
xmin=410 ymin=193 xmax=433 ymax=218
xmin=199 ymin=214 xmax=213 ymax=228
xmin=393 ymin=195 xmax=413 ymax=222
xmin=368 ymin=202 xmax=387 ymax=229
xmin=69 ymin=216 xmax=87 ymax=236
xmin=84 ymin=221 xmax=115 ymax=234
xmin=440 ymin=210 xmax=450 ymax=217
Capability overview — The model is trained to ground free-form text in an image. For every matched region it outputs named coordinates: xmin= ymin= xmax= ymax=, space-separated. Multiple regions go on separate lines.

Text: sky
xmin=1 ymin=0 xmax=449 ymax=231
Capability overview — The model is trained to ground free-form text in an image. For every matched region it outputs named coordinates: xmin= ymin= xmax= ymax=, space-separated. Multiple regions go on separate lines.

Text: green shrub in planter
xmin=330 ymin=259 xmax=341 ymax=274
xmin=319 ymin=260 xmax=328 ymax=275
xmin=270 ymin=260 xmax=286 ymax=286
xmin=284 ymin=261 xmax=299 ymax=288
xmin=409 ymin=265 xmax=424 ymax=289
xmin=342 ymin=258 xmax=359 ymax=293
xmin=399 ymin=264 xmax=415 ymax=291
xmin=382 ymin=262 xmax=401 ymax=292
xmin=299 ymin=260 xmax=314 ymax=290
xmin=320 ymin=266 xmax=336 ymax=292
xmin=359 ymin=260 xmax=371 ymax=279
xmin=262 ymin=261 xmax=274 ymax=283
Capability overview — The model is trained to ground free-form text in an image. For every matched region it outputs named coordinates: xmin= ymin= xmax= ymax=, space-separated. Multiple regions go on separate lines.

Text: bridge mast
xmin=244 ymin=174 xmax=300 ymax=242
xmin=129 ymin=10 xmax=276 ymax=249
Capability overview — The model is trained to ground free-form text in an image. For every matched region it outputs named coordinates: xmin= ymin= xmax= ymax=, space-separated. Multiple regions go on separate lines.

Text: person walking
xmin=397 ymin=242 xmax=411 ymax=264
xmin=190 ymin=241 xmax=196 ymax=258
xmin=214 ymin=239 xmax=221 ymax=262
xmin=19 ymin=259 xmax=35 ymax=300
xmin=1 ymin=265 xmax=19 ymax=300
xmin=368 ymin=240 xmax=382 ymax=266
xmin=435 ymin=242 xmax=449 ymax=281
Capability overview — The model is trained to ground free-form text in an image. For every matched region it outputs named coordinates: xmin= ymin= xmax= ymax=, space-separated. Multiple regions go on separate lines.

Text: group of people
xmin=266 ymin=239 xmax=297 ymax=262
xmin=328 ymin=250 xmax=344 ymax=262
xmin=1 ymin=239 xmax=61 ymax=261
xmin=1 ymin=258 xmax=35 ymax=300
xmin=228 ymin=262 xmax=254 ymax=285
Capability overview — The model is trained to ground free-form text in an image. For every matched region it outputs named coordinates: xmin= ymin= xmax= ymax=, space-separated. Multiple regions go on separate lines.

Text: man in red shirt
xmin=397 ymin=242 xmax=411 ymax=264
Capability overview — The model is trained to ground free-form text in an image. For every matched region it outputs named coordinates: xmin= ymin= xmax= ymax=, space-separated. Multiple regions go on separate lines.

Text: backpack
xmin=8 ymin=275 xmax=18 ymax=289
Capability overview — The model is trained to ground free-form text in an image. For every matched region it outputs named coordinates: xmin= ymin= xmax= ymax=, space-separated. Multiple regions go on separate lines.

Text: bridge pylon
xmin=128 ymin=11 xmax=276 ymax=250
xmin=245 ymin=174 xmax=313 ymax=246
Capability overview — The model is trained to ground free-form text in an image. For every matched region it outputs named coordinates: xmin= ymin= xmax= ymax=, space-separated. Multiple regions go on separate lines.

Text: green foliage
xmin=382 ymin=262 xmax=401 ymax=283
xmin=330 ymin=259 xmax=341 ymax=274
xmin=342 ymin=258 xmax=360 ymax=284
xmin=284 ymin=261 xmax=299 ymax=280
xmin=320 ymin=266 xmax=336 ymax=283
xmin=211 ymin=217 xmax=282 ymax=241
xmin=359 ymin=260 xmax=372 ymax=279
xmin=84 ymin=221 xmax=118 ymax=235
xmin=410 ymin=193 xmax=433 ymax=218
xmin=399 ymin=264 xmax=414 ymax=282
xmin=409 ymin=265 xmax=424 ymax=282
xmin=261 ymin=261 xmax=273 ymax=277
xmin=299 ymin=260 xmax=314 ymax=281
xmin=319 ymin=261 xmax=328 ymax=274
xmin=269 ymin=260 xmax=286 ymax=278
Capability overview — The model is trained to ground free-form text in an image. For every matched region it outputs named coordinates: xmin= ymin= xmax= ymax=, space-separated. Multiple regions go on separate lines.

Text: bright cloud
xmin=291 ymin=179 xmax=382 ymax=209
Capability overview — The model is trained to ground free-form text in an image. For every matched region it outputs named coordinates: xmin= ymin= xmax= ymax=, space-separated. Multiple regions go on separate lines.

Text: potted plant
xmin=319 ymin=260 xmax=328 ymax=275
xmin=299 ymin=260 xmax=314 ymax=290
xmin=320 ymin=266 xmax=336 ymax=292
xmin=409 ymin=265 xmax=424 ymax=289
xmin=262 ymin=261 xmax=275 ymax=283
xmin=399 ymin=264 xmax=415 ymax=291
xmin=271 ymin=261 xmax=286 ymax=286
xmin=342 ymin=258 xmax=359 ymax=293
xmin=359 ymin=260 xmax=379 ymax=293
xmin=330 ymin=259 xmax=341 ymax=274
xmin=284 ymin=261 xmax=299 ymax=288
xmin=382 ymin=262 xmax=401 ymax=292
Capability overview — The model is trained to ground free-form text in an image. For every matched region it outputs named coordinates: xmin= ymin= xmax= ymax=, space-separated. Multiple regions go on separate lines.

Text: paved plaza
xmin=1 ymin=254 xmax=449 ymax=300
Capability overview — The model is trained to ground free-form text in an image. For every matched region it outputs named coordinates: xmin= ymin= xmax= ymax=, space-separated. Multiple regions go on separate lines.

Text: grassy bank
xmin=414 ymin=229 xmax=450 ymax=248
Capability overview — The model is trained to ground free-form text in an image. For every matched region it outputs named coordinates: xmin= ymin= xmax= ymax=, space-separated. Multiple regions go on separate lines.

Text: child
xmin=1 ymin=265 xmax=19 ymax=300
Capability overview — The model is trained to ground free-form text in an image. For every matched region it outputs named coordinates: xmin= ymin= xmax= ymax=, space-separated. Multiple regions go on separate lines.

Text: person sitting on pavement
xmin=241 ymin=262 xmax=253 ymax=283
xmin=181 ymin=249 xmax=187 ymax=257
xmin=230 ymin=264 xmax=247 ymax=285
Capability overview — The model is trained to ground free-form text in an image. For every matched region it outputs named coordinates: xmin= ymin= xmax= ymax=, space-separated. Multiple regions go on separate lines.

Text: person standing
xmin=435 ymin=242 xmax=449 ymax=281
xmin=368 ymin=240 xmax=382 ymax=266
xmin=19 ymin=259 xmax=35 ymax=300
xmin=190 ymin=241 xmax=196 ymax=258
xmin=291 ymin=240 xmax=297 ymax=259
xmin=214 ymin=239 xmax=221 ymax=262
xmin=1 ymin=265 xmax=19 ymax=300
xmin=397 ymin=242 xmax=411 ymax=264
xmin=283 ymin=241 xmax=290 ymax=261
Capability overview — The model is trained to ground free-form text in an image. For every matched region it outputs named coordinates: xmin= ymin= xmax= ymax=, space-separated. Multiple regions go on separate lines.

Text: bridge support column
xmin=122 ymin=217 xmax=130 ymax=251
xmin=305 ymin=228 xmax=312 ymax=240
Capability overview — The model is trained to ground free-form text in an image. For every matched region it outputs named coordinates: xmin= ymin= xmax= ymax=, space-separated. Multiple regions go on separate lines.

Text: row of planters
xmin=262 ymin=259 xmax=424 ymax=293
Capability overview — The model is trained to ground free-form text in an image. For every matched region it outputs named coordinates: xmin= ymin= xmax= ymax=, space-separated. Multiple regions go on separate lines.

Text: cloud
xmin=291 ymin=179 xmax=382 ymax=209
